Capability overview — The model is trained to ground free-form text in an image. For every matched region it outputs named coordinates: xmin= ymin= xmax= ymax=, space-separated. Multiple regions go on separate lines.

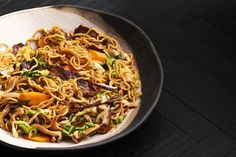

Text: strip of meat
xmin=48 ymin=65 xmax=80 ymax=80
xmin=49 ymin=65 xmax=118 ymax=99
xmin=65 ymin=33 xmax=73 ymax=40
xmin=48 ymin=66 xmax=99 ymax=97
xmin=74 ymin=25 xmax=89 ymax=34
xmin=12 ymin=43 xmax=24 ymax=55
xmin=74 ymin=25 xmax=99 ymax=38
xmin=76 ymin=80 xmax=98 ymax=97
xmin=69 ymin=101 xmax=100 ymax=113
xmin=20 ymin=61 xmax=35 ymax=70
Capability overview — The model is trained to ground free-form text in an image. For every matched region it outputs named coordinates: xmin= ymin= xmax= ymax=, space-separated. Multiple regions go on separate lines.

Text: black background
xmin=0 ymin=0 xmax=236 ymax=156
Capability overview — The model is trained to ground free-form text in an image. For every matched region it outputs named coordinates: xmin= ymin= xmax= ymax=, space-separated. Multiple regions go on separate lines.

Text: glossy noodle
xmin=0 ymin=25 xmax=142 ymax=143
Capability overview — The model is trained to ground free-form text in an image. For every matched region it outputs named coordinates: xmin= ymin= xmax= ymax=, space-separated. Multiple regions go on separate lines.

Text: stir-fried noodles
xmin=0 ymin=25 xmax=142 ymax=143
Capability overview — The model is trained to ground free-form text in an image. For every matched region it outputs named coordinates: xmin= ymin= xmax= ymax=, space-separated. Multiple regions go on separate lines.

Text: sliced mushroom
xmin=0 ymin=105 xmax=10 ymax=127
xmin=32 ymin=124 xmax=62 ymax=138
xmin=55 ymin=105 xmax=69 ymax=116
xmin=97 ymin=124 xmax=111 ymax=134
xmin=71 ymin=106 xmax=97 ymax=122
xmin=49 ymin=115 xmax=63 ymax=131
xmin=97 ymin=104 xmax=111 ymax=134
xmin=10 ymin=107 xmax=24 ymax=121
xmin=98 ymin=104 xmax=110 ymax=125
xmin=70 ymin=95 xmax=120 ymax=113
xmin=38 ymin=113 xmax=51 ymax=125
xmin=72 ymin=124 xmax=100 ymax=143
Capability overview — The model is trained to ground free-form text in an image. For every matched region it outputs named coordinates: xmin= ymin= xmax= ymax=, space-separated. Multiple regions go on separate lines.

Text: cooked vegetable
xmin=22 ymin=70 xmax=49 ymax=78
xmin=35 ymin=55 xmax=47 ymax=70
xmin=25 ymin=135 xmax=51 ymax=142
xmin=38 ymin=37 xmax=45 ymax=48
xmin=13 ymin=121 xmax=37 ymax=135
xmin=18 ymin=92 xmax=50 ymax=106
xmin=88 ymin=49 xmax=107 ymax=64
xmin=111 ymin=116 xmax=124 ymax=125
xmin=1 ymin=56 xmax=12 ymax=64
xmin=62 ymin=124 xmax=75 ymax=137
xmin=12 ymin=121 xmax=37 ymax=138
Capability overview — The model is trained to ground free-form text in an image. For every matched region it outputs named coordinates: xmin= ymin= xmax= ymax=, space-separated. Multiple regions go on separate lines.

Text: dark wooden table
xmin=0 ymin=0 xmax=235 ymax=156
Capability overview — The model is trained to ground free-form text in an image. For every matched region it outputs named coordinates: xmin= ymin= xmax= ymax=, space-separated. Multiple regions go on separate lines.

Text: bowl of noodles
xmin=0 ymin=5 xmax=163 ymax=150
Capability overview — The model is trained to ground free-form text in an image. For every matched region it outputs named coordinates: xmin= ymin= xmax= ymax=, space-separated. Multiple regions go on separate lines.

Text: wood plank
xmin=0 ymin=0 xmax=44 ymax=15
xmin=158 ymin=90 xmax=218 ymax=141
xmin=182 ymin=131 xmax=236 ymax=157
xmin=203 ymin=0 xmax=236 ymax=27
xmin=168 ymin=0 xmax=226 ymax=27
xmin=202 ymin=0 xmax=236 ymax=31
xmin=167 ymin=140 xmax=196 ymax=157
xmin=152 ymin=36 xmax=236 ymax=138
xmin=185 ymin=18 xmax=236 ymax=62
xmin=227 ymin=147 xmax=236 ymax=157
xmin=143 ymin=133 xmax=196 ymax=157
xmin=145 ymin=25 xmax=236 ymax=109
xmin=148 ymin=20 xmax=236 ymax=85
xmin=106 ymin=0 xmax=190 ymax=24
xmin=202 ymin=0 xmax=236 ymax=41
